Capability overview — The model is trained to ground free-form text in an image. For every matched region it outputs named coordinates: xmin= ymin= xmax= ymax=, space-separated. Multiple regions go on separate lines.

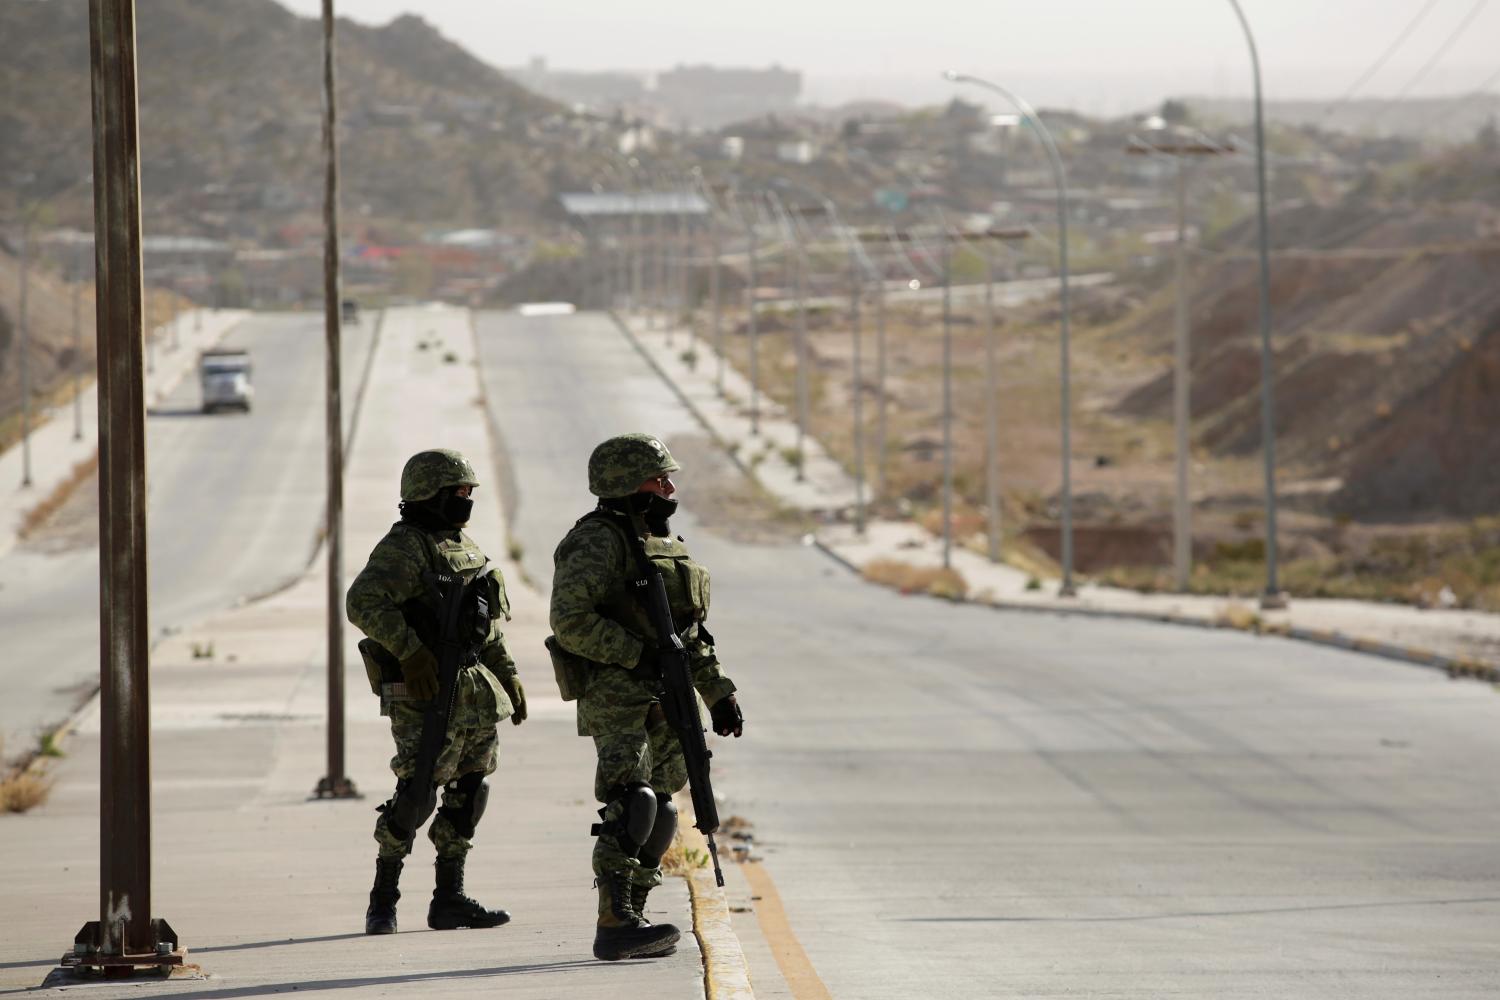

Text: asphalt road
xmin=476 ymin=309 xmax=1500 ymax=999
xmin=0 ymin=312 xmax=375 ymax=756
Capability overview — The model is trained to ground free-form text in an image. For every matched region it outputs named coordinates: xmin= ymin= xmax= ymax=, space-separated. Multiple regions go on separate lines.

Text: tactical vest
xmin=392 ymin=522 xmax=506 ymax=664
xmin=581 ymin=511 xmax=711 ymax=642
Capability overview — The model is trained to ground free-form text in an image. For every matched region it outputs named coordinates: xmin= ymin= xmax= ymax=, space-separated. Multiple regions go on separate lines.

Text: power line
xmin=1385 ymin=0 xmax=1491 ymax=102
xmin=1327 ymin=0 xmax=1445 ymax=111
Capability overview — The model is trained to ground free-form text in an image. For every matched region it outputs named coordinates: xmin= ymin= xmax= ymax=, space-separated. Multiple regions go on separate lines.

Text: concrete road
xmin=476 ymin=309 xmax=1500 ymax=999
xmin=0 ymin=312 xmax=375 ymax=757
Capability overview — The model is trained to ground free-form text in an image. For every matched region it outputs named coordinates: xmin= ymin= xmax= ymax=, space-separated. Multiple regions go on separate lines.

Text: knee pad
xmin=592 ymin=782 xmax=657 ymax=854
xmin=436 ymin=771 xmax=489 ymax=839
xmin=379 ymin=779 xmax=415 ymax=845
xmin=638 ymin=793 xmax=678 ymax=868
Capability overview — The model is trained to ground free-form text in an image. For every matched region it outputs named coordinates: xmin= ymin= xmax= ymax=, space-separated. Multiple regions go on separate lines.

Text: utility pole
xmin=849 ymin=235 xmax=867 ymax=533
xmin=966 ymin=228 xmax=1030 ymax=564
xmin=314 ymin=0 xmax=357 ymax=800
xmin=61 ymin=0 xmax=184 ymax=975
xmin=1127 ymin=138 xmax=1230 ymax=590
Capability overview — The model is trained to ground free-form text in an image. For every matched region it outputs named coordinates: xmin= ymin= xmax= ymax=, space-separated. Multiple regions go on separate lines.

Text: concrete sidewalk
xmin=0 ymin=308 xmax=248 ymax=562
xmin=0 ymin=305 xmax=732 ymax=998
xmin=621 ymin=310 xmax=1500 ymax=684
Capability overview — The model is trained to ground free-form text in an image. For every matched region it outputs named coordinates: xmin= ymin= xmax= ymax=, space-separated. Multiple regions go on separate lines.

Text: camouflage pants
xmin=373 ymin=700 xmax=499 ymax=861
xmin=592 ymin=716 xmax=687 ymax=887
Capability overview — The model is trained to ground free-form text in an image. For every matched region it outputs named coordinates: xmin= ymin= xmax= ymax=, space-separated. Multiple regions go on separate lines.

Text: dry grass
xmin=18 ymin=450 xmax=98 ymax=540
xmin=1215 ymin=602 xmax=1262 ymax=631
xmin=0 ymin=737 xmax=55 ymax=815
xmin=863 ymin=559 xmax=969 ymax=601
xmin=660 ymin=834 xmax=710 ymax=876
xmin=0 ymin=771 xmax=53 ymax=814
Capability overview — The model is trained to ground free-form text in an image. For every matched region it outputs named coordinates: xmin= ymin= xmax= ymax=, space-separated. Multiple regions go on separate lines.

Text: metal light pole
xmin=1126 ymin=137 xmax=1230 ymax=589
xmin=873 ymin=256 xmax=887 ymax=498
xmin=63 ymin=0 xmax=183 ymax=975
xmin=672 ymin=188 xmax=690 ymax=347
xmin=940 ymin=231 xmax=954 ymax=568
xmin=798 ymin=192 xmax=872 ymax=528
xmin=849 ymin=234 xmax=866 ymax=532
xmin=744 ymin=193 xmax=761 ymax=435
xmin=1227 ymin=0 xmax=1285 ymax=609
xmin=73 ymin=237 xmax=86 ymax=441
xmin=314 ymin=0 xmax=357 ymax=800
xmin=653 ymin=185 xmax=668 ymax=332
xmin=629 ymin=159 xmax=643 ymax=314
xmin=766 ymin=190 xmax=810 ymax=479
xmin=17 ymin=220 xmax=33 ymax=487
xmin=947 ymin=71 xmax=1076 ymax=596
xmin=983 ymin=248 xmax=999 ymax=562
xmin=708 ymin=192 xmax=724 ymax=395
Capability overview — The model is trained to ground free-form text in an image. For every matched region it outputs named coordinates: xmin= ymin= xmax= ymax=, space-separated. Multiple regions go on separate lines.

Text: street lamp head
xmin=942 ymin=70 xmax=964 ymax=83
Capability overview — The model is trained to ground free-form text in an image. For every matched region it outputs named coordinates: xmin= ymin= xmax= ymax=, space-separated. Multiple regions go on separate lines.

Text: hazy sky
xmin=281 ymin=0 xmax=1500 ymax=113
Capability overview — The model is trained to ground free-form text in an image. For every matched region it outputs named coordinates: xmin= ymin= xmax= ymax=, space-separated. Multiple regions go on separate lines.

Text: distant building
xmin=654 ymin=64 xmax=801 ymax=129
xmin=776 ymin=140 xmax=819 ymax=164
xmin=506 ymin=56 xmax=648 ymax=116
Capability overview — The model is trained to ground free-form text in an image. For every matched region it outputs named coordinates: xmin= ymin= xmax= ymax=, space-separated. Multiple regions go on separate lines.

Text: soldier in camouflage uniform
xmin=548 ymin=433 xmax=744 ymax=961
xmin=347 ymin=449 xmax=527 ymax=935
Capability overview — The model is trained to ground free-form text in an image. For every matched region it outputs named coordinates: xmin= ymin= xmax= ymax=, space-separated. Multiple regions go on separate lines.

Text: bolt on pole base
xmin=59 ymin=919 xmax=186 ymax=980
xmin=313 ymin=775 xmax=361 ymax=799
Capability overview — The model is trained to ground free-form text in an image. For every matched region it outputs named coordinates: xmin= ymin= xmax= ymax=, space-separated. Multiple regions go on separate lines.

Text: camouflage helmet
xmin=400 ymin=449 xmax=478 ymax=502
xmin=588 ymin=433 xmax=680 ymax=498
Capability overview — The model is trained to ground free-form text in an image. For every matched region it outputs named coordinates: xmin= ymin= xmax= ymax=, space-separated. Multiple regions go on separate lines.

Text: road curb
xmin=610 ymin=311 xmax=760 ymax=487
xmin=811 ymin=538 xmax=1500 ymax=687
xmin=677 ymin=810 xmax=756 ymax=1000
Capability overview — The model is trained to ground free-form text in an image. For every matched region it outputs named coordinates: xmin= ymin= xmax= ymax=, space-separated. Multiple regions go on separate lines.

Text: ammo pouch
xmin=545 ymin=635 xmax=590 ymax=702
xmin=358 ymin=638 xmax=403 ymax=696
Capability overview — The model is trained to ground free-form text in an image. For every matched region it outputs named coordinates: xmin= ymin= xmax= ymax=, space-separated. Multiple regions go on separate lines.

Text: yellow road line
xmin=739 ymin=860 xmax=834 ymax=1000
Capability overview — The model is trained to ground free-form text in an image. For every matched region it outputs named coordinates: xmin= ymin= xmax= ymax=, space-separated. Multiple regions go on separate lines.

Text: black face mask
xmin=601 ymin=492 xmax=679 ymax=536
xmin=439 ymin=492 xmax=474 ymax=527
xmin=641 ymin=493 xmax=677 ymax=537
xmin=401 ymin=489 xmax=472 ymax=530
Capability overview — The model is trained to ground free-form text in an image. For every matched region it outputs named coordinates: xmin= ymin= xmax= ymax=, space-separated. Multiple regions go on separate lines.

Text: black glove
xmin=709 ymin=695 xmax=743 ymax=738
xmin=633 ymin=644 xmax=661 ymax=680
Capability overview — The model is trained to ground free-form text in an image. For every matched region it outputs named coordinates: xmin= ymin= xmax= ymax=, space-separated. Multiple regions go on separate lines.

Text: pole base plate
xmin=313 ymin=775 xmax=362 ymax=799
xmin=60 ymin=919 xmax=185 ymax=978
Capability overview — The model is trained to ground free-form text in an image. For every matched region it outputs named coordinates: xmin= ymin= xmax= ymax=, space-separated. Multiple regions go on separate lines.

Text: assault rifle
xmin=386 ymin=568 xmax=474 ymax=846
xmin=624 ymin=526 xmax=726 ymax=887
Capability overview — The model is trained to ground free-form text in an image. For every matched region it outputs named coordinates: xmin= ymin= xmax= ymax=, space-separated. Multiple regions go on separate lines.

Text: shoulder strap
xmin=390 ymin=520 xmax=444 ymax=576
xmin=574 ymin=508 xmax=648 ymax=587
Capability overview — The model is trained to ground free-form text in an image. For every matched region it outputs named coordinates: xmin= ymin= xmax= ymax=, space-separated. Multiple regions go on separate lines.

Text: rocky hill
xmin=1111 ymin=151 xmax=1500 ymax=521
xmin=0 ymin=0 xmax=613 ymax=240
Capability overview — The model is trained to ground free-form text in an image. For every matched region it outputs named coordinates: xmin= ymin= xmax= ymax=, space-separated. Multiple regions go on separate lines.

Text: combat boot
xmin=365 ymin=857 xmax=402 ymax=935
xmin=427 ymin=856 xmax=511 ymax=929
xmin=592 ymin=870 xmax=680 ymax=961
xmin=630 ymin=881 xmax=657 ymax=924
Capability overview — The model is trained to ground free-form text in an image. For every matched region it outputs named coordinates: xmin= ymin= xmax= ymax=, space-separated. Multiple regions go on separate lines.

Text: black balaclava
xmin=401 ymin=486 xmax=472 ymax=530
xmin=601 ymin=492 xmax=678 ymax=537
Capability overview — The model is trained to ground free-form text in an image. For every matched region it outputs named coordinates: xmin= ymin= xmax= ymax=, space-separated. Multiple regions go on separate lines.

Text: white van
xmin=200 ymin=349 xmax=253 ymax=413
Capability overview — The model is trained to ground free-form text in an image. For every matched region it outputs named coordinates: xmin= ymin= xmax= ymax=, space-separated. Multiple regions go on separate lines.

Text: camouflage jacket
xmin=550 ymin=512 xmax=736 ymax=737
xmin=347 ymin=521 xmax=516 ymax=723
